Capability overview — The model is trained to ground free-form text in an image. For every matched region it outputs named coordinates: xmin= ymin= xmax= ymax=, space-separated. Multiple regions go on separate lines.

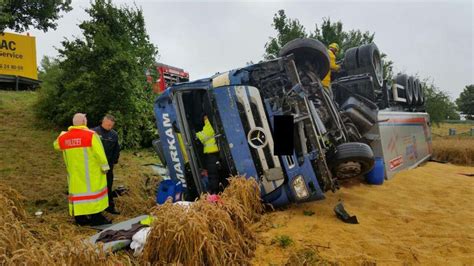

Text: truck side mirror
xmin=152 ymin=139 xmax=167 ymax=167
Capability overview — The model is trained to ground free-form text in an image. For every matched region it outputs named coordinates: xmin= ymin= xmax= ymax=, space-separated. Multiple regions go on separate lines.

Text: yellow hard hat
xmin=329 ymin=43 xmax=339 ymax=52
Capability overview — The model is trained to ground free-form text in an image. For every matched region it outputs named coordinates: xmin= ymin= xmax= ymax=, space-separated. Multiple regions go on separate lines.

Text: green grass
xmin=0 ymin=91 xmax=66 ymax=212
xmin=272 ymin=235 xmax=294 ymax=248
xmin=0 ymin=90 xmax=159 ymax=219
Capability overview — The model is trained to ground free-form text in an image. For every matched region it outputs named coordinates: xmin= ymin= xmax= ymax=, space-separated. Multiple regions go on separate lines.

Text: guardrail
xmin=432 ymin=128 xmax=474 ymax=137
xmin=441 ymin=120 xmax=474 ymax=124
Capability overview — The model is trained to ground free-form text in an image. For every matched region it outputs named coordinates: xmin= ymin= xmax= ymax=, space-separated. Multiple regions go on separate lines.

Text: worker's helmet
xmin=329 ymin=43 xmax=340 ymax=52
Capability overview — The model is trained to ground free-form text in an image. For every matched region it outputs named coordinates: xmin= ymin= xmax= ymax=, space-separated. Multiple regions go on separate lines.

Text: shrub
xmin=35 ymin=0 xmax=158 ymax=148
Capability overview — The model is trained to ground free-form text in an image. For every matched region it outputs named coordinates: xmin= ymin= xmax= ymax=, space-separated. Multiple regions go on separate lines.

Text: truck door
xmin=173 ymin=88 xmax=235 ymax=195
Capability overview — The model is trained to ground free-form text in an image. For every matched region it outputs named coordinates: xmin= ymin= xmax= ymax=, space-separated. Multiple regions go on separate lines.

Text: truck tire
xmin=418 ymin=81 xmax=425 ymax=106
xmin=331 ymin=142 xmax=375 ymax=179
xmin=357 ymin=43 xmax=383 ymax=88
xmin=279 ymin=38 xmax=330 ymax=80
xmin=412 ymin=77 xmax=420 ymax=105
xmin=343 ymin=47 xmax=359 ymax=70
xmin=396 ymin=74 xmax=413 ymax=106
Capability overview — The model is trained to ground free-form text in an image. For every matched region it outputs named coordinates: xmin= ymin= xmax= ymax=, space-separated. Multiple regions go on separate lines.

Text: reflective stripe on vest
xmin=198 ymin=130 xmax=216 ymax=145
xmin=68 ymin=187 xmax=108 ymax=203
xmin=200 ymin=134 xmax=213 ymax=143
xmin=83 ymin=148 xmax=91 ymax=192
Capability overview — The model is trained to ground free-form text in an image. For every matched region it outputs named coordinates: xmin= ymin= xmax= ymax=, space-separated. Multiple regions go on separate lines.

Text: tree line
xmin=1 ymin=3 xmax=472 ymax=149
xmin=263 ymin=10 xmax=471 ymax=124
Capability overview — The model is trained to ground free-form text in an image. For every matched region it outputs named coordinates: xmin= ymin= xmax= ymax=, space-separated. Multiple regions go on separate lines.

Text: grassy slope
xmin=0 ymin=91 xmax=159 ymax=240
xmin=0 ymin=91 xmax=66 ymax=212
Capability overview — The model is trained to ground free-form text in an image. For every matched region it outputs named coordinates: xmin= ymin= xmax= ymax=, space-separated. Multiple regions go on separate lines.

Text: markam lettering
xmin=162 ymin=113 xmax=186 ymax=187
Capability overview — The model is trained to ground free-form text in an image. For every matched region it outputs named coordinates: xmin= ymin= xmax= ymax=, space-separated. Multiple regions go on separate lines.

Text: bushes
xmin=35 ymin=0 xmax=158 ymax=148
xmin=423 ymin=81 xmax=460 ymax=124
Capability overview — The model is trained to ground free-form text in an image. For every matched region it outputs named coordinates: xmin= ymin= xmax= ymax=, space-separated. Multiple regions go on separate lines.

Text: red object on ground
xmin=207 ymin=194 xmax=222 ymax=204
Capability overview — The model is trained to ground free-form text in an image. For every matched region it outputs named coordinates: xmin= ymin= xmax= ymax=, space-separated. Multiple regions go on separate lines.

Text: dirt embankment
xmin=253 ymin=162 xmax=474 ymax=265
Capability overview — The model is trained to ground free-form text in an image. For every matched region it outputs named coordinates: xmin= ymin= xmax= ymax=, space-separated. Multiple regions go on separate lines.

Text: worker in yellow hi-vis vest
xmin=54 ymin=113 xmax=111 ymax=226
xmin=196 ymin=115 xmax=220 ymax=194
xmin=321 ymin=43 xmax=341 ymax=89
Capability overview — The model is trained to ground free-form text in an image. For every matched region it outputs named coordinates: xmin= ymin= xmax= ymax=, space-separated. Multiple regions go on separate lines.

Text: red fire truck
xmin=147 ymin=63 xmax=189 ymax=94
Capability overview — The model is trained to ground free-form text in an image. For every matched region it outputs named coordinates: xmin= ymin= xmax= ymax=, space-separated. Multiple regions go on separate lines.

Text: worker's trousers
xmin=106 ymin=165 xmax=115 ymax=209
xmin=204 ymin=153 xmax=220 ymax=194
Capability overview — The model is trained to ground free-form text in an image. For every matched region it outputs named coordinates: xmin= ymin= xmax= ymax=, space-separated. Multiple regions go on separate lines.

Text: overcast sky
xmin=26 ymin=0 xmax=473 ymax=99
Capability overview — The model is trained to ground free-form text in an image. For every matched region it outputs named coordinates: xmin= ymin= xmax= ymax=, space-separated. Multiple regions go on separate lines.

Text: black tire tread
xmin=332 ymin=142 xmax=375 ymax=177
xmin=357 ymin=43 xmax=383 ymax=87
xmin=279 ymin=38 xmax=330 ymax=80
xmin=343 ymin=47 xmax=358 ymax=70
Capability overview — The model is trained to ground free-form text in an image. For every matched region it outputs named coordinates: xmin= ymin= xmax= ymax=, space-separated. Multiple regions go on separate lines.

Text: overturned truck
xmin=153 ymin=38 xmax=432 ymax=207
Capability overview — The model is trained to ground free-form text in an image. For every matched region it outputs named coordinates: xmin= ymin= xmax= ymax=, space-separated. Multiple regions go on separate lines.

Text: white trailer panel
xmin=367 ymin=111 xmax=432 ymax=179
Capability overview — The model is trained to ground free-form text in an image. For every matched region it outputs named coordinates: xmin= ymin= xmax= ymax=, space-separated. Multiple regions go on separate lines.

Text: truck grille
xmin=234 ymin=86 xmax=284 ymax=193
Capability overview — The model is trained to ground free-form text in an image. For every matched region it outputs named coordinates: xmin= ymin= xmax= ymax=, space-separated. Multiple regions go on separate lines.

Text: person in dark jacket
xmin=93 ymin=114 xmax=121 ymax=214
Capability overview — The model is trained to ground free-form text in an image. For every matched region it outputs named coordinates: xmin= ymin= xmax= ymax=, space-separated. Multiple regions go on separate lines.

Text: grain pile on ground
xmin=114 ymin=169 xmax=159 ymax=218
xmin=0 ymin=183 xmax=127 ymax=265
xmin=285 ymin=247 xmax=329 ymax=265
xmin=253 ymin=162 xmax=474 ymax=265
xmin=142 ymin=177 xmax=263 ymax=265
xmin=0 ymin=183 xmax=27 ymax=223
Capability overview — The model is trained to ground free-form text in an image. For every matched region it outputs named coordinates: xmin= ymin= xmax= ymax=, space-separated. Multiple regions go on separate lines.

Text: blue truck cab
xmin=153 ymin=58 xmax=327 ymax=207
xmin=153 ymin=38 xmax=382 ymax=207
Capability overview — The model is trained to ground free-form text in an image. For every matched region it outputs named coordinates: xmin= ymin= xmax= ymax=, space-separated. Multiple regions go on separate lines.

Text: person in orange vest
xmin=321 ymin=43 xmax=341 ymax=89
xmin=196 ymin=115 xmax=220 ymax=194
xmin=54 ymin=113 xmax=111 ymax=226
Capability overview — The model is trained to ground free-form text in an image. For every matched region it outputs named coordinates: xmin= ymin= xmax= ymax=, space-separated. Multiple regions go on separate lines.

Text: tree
xmin=0 ymin=0 xmax=72 ymax=33
xmin=36 ymin=56 xmax=63 ymax=126
xmin=455 ymin=85 xmax=474 ymax=120
xmin=311 ymin=18 xmax=374 ymax=59
xmin=423 ymin=80 xmax=460 ymax=124
xmin=264 ymin=10 xmax=307 ymax=60
xmin=264 ymin=10 xmax=394 ymax=79
xmin=36 ymin=0 xmax=158 ymax=148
